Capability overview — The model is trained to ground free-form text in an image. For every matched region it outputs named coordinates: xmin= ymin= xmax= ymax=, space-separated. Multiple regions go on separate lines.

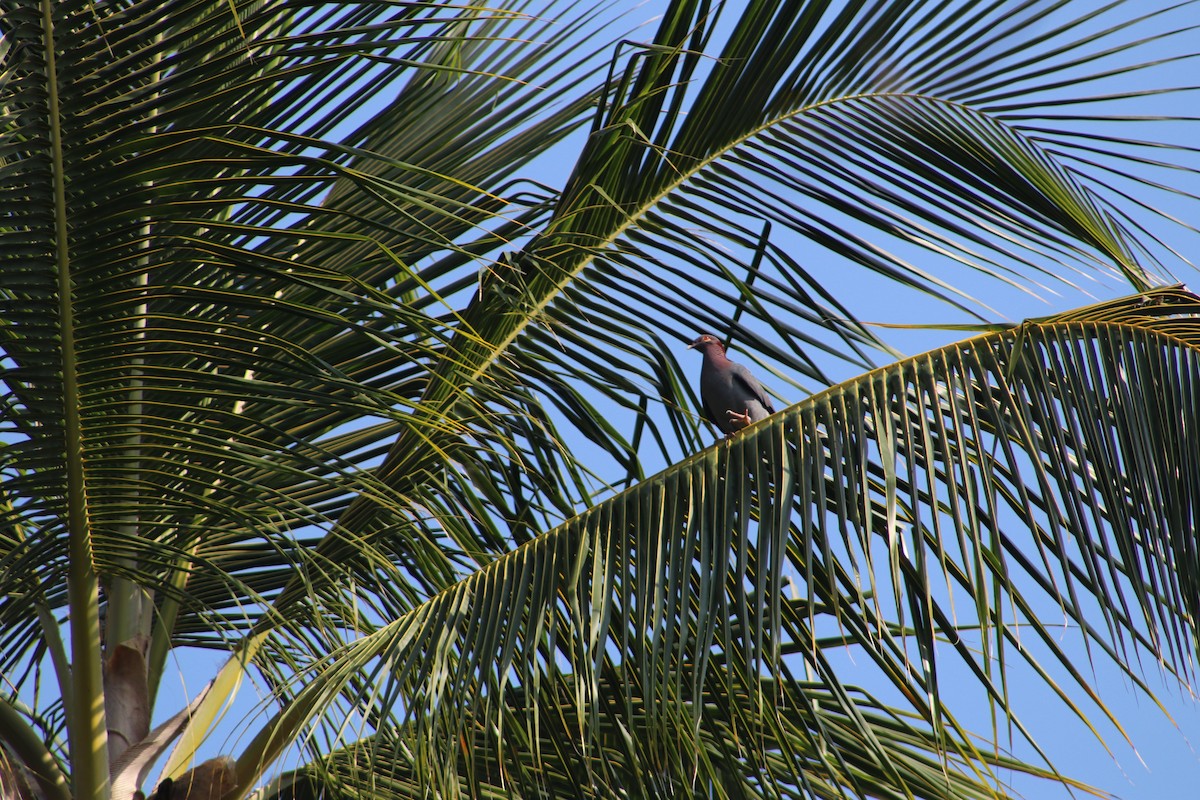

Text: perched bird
xmin=687 ymin=333 xmax=775 ymax=435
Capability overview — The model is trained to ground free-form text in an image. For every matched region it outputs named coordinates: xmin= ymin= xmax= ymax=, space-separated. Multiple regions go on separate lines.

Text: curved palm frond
xmin=339 ymin=1 xmax=1200 ymax=590
xmin=508 ymin=0 xmax=1200 ymax=475
xmin=231 ymin=287 xmax=1200 ymax=798
xmin=5 ymin=1 xmax=1200 ymax=797
xmin=0 ymin=0 xmax=632 ymax=772
xmin=262 ymin=679 xmax=1101 ymax=800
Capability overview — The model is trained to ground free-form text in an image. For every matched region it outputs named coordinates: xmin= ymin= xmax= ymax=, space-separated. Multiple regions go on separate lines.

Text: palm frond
xmin=0 ymin=0 xmax=631 ymax=756
xmin=264 ymin=679 xmax=1103 ymax=800
xmin=5 ymin=2 xmax=1200 ymax=797
xmin=231 ymin=287 xmax=1200 ymax=798
xmin=347 ymin=0 xmax=1200 ymax=569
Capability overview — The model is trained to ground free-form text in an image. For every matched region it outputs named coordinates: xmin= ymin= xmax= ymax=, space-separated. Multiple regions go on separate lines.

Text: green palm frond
xmin=519 ymin=0 xmax=1196 ymax=455
xmin=0 ymin=0 xmax=629 ymax=767
xmin=346 ymin=0 xmax=1200 ymax=565
xmin=0 ymin=0 xmax=633 ymax=631
xmin=231 ymin=288 xmax=1200 ymax=798
xmin=266 ymin=680 xmax=1102 ymax=800
xmin=4 ymin=1 xmax=1200 ymax=798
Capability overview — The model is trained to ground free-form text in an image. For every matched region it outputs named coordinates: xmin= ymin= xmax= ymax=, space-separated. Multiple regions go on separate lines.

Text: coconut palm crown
xmin=2 ymin=2 xmax=1200 ymax=799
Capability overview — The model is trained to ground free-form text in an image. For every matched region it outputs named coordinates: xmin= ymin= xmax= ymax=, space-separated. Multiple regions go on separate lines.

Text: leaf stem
xmin=40 ymin=1 xmax=109 ymax=796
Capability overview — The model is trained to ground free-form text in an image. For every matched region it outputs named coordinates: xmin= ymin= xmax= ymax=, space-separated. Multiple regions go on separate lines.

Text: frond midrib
xmin=38 ymin=0 xmax=109 ymax=794
xmin=478 ymin=88 xmax=1143 ymax=392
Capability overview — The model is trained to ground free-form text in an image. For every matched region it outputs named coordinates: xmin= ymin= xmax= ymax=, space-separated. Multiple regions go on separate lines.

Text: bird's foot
xmin=725 ymin=408 xmax=753 ymax=430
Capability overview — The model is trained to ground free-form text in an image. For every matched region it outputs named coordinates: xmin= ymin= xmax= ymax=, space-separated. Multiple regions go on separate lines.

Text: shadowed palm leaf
xmin=238 ymin=287 xmax=1200 ymax=798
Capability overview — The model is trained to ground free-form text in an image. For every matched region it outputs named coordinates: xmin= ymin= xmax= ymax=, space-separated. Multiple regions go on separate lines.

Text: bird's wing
xmin=699 ymin=390 xmax=724 ymax=428
xmin=730 ymin=363 xmax=775 ymax=413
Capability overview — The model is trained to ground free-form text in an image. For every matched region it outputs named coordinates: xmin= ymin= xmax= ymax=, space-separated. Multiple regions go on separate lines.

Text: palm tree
xmin=3 ymin=1 xmax=1199 ymax=798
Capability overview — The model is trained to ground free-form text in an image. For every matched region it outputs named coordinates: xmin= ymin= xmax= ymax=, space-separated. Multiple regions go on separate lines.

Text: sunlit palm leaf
xmin=4 ymin=1 xmax=1200 ymax=798
xmin=345 ymin=1 xmax=1200 ymax=577
xmin=233 ymin=288 xmax=1200 ymax=799
xmin=263 ymin=680 xmax=1098 ymax=800
xmin=0 ymin=0 xmax=628 ymax=771
xmin=507 ymin=0 xmax=1200 ymax=479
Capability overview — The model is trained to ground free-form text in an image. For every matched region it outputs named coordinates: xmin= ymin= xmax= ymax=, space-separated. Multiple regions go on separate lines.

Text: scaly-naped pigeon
xmin=687 ymin=334 xmax=775 ymax=435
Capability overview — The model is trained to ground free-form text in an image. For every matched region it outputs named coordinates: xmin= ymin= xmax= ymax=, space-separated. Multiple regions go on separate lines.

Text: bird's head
xmin=687 ymin=333 xmax=725 ymax=354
